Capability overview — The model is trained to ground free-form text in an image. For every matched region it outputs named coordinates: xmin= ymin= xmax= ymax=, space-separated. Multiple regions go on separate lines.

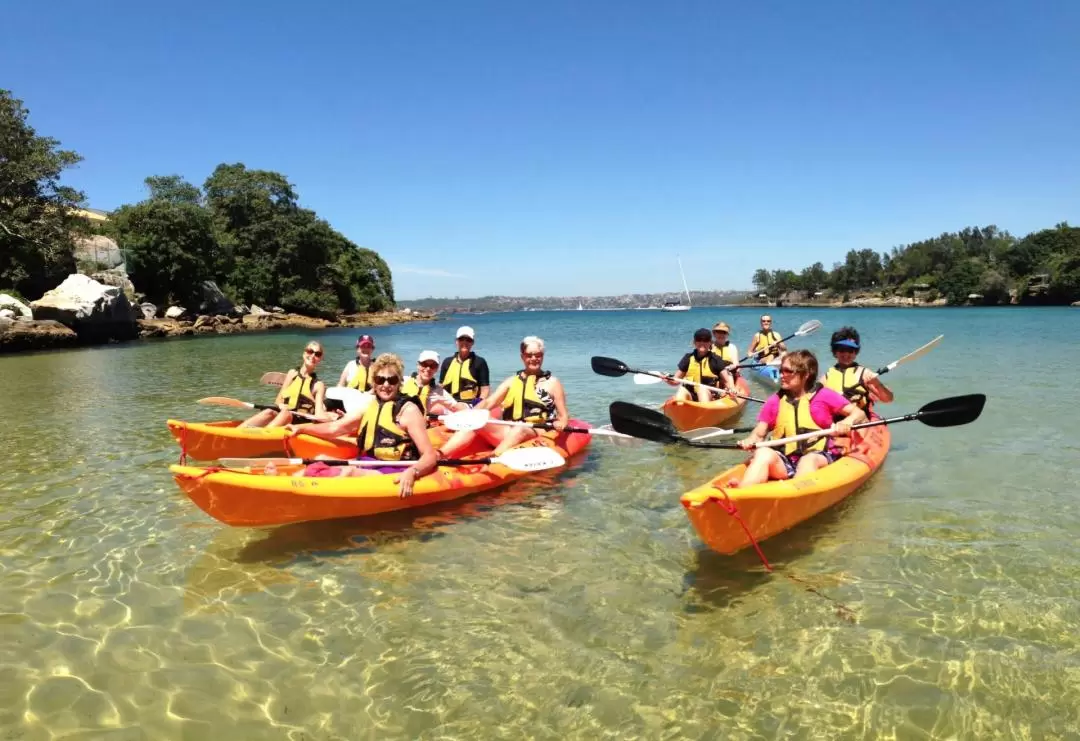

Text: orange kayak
xmin=165 ymin=420 xmax=355 ymax=461
xmin=169 ymin=422 xmax=592 ymax=527
xmin=680 ymin=422 xmax=890 ymax=555
xmin=661 ymin=377 xmax=751 ymax=432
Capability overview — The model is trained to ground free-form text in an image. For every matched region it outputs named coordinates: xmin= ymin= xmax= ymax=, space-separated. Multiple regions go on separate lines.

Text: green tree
xmin=0 ymin=89 xmax=85 ymax=298
xmin=800 ymin=262 xmax=827 ymax=296
xmin=938 ymin=259 xmax=983 ymax=305
xmin=145 ymin=175 xmax=203 ymax=205
xmin=752 ymin=268 xmax=772 ymax=294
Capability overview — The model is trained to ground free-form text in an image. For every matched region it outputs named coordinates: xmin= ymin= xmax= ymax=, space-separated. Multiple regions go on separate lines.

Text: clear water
xmin=2 ymin=307 xmax=1078 ymax=739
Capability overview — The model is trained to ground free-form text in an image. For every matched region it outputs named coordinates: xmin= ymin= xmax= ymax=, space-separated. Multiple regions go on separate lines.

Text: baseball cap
xmin=832 ymin=338 xmax=860 ymax=350
xmin=693 ymin=328 xmax=712 ymax=342
xmin=456 ymin=326 xmax=475 ymax=340
xmin=418 ymin=350 xmax=440 ymax=364
xmin=712 ymin=322 xmax=731 ymax=333
xmin=356 ymin=334 xmax=375 ymax=348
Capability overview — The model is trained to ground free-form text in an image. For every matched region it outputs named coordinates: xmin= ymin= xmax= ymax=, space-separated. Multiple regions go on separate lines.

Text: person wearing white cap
xmin=401 ymin=350 xmax=457 ymax=416
xmin=438 ymin=325 xmax=490 ymax=405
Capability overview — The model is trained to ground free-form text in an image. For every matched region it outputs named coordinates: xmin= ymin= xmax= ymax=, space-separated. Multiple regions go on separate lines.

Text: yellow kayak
xmin=680 ymin=423 xmax=890 ymax=554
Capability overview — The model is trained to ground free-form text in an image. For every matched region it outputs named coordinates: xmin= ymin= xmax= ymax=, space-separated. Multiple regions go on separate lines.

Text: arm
xmin=739 ymin=395 xmax=778 ymax=448
xmin=832 ymin=402 xmax=867 ymax=436
xmin=719 ymin=368 xmax=735 ymax=393
xmin=668 ymin=354 xmax=690 ymax=385
xmin=396 ymin=403 xmax=438 ymax=498
xmin=312 ymin=381 xmax=331 ymax=420
xmin=477 ymin=357 xmax=491 ymax=400
xmin=337 ymin=363 xmax=351 ymax=387
xmin=864 ymin=369 xmax=894 ymax=403
xmin=548 ymin=377 xmax=569 ymax=431
xmin=738 ymin=420 xmax=771 ymax=450
xmin=477 ymin=377 xmax=513 ymax=412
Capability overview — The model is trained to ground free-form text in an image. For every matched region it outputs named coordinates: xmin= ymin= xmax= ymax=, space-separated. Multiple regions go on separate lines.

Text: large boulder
xmin=249 ymin=304 xmax=269 ymax=316
xmin=73 ymin=234 xmax=124 ymax=270
xmin=0 ymin=317 xmax=79 ymax=354
xmin=90 ymin=268 xmax=136 ymax=301
xmin=165 ymin=305 xmax=188 ymax=320
xmin=0 ymin=294 xmax=33 ymax=319
xmin=30 ymin=274 xmax=137 ymax=343
xmin=197 ymin=280 xmax=235 ymax=316
xmin=139 ymin=302 xmax=157 ymax=320
xmin=0 ymin=309 xmax=14 ymax=320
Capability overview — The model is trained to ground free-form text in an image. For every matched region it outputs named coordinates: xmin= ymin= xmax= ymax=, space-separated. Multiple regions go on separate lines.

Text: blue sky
xmin=3 ymin=0 xmax=1078 ymax=299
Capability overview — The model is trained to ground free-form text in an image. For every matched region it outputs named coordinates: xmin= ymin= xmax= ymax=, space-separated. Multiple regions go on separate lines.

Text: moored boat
xmin=679 ymin=422 xmax=890 ymax=555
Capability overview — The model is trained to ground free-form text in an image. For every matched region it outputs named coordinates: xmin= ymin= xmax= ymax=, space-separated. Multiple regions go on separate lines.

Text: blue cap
xmin=832 ymin=338 xmax=859 ymax=349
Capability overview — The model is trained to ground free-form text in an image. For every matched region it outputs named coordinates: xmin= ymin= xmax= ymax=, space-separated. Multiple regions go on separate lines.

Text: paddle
xmin=219 ymin=446 xmax=566 ymax=473
xmin=591 ymin=356 xmax=766 ymax=403
xmin=609 ymin=394 xmax=986 ymax=449
xmin=743 ymin=319 xmax=822 ymax=362
xmin=197 ymin=396 xmax=323 ymax=422
xmin=326 ymin=387 xmax=373 ymax=414
xmin=260 ymin=372 xmax=287 ymax=386
xmin=877 ymin=335 xmax=944 ymax=375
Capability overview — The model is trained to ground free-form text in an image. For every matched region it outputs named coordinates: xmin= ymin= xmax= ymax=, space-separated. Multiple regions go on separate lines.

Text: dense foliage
xmin=752 ymin=224 xmax=1080 ymax=305
xmin=114 ymin=165 xmax=394 ymax=313
xmin=0 ymin=89 xmax=85 ymax=298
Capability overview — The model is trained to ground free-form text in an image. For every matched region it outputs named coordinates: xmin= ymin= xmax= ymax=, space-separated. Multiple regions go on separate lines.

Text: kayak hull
xmin=680 ymin=422 xmax=890 ymax=555
xmin=167 ymin=419 xmax=358 ymax=461
xmin=170 ymin=422 xmax=592 ymax=527
xmin=661 ymin=378 xmax=751 ymax=431
xmin=750 ymin=364 xmax=781 ymax=389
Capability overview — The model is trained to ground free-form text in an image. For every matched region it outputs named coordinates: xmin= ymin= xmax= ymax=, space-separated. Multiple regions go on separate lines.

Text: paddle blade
xmin=591 ymin=356 xmax=630 ymax=378
xmin=494 ymin=447 xmax=566 ymax=472
xmin=439 ymin=408 xmax=492 ymax=431
xmin=683 ymin=426 xmax=736 ymax=441
xmin=260 ymin=372 xmax=287 ymax=387
xmin=917 ymin=394 xmax=986 ymax=428
xmin=197 ymin=396 xmax=254 ymax=409
xmin=795 ymin=319 xmax=823 ymax=336
xmin=608 ymin=401 xmax=682 ymax=444
xmin=882 ymin=335 xmax=944 ymax=374
xmin=633 ymin=373 xmax=665 ymax=385
xmin=326 ymin=387 xmax=374 ymax=414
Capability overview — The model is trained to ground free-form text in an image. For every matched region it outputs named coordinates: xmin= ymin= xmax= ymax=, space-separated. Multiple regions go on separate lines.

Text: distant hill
xmin=398 ymin=290 xmax=750 ymax=313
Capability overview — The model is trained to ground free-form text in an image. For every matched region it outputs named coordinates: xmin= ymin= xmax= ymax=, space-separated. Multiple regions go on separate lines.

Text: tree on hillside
xmin=800 ymin=262 xmax=827 ymax=296
xmin=111 ymin=176 xmax=217 ymax=306
xmin=752 ymin=268 xmax=772 ymax=294
xmin=0 ymin=89 xmax=85 ymax=298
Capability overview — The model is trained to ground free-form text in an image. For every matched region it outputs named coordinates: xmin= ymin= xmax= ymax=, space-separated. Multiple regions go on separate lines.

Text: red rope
xmin=175 ymin=465 xmax=223 ymax=481
xmin=708 ymin=486 xmax=773 ymax=572
xmin=178 ymin=424 xmax=188 ymax=466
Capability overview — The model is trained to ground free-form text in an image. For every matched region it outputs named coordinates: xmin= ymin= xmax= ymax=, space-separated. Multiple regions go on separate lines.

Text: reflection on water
xmin=2 ymin=309 xmax=1080 ymax=738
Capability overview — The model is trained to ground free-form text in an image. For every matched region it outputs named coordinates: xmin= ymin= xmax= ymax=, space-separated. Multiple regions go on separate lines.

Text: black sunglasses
xmin=374 ymin=374 xmax=400 ymax=385
xmin=304 ymin=348 xmax=323 ymax=357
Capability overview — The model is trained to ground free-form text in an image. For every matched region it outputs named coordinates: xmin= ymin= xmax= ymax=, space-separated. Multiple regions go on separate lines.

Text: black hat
xmin=693 ymin=328 xmax=711 ymax=342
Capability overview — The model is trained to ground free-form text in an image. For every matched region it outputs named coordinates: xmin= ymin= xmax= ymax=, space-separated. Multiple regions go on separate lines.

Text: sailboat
xmin=577 ymin=302 xmax=584 ymax=311
xmin=660 ymin=256 xmax=692 ymax=312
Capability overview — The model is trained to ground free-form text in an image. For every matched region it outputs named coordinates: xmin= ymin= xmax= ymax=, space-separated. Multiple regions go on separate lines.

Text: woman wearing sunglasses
xmin=730 ymin=349 xmax=866 ymax=487
xmin=241 ymin=341 xmax=330 ymax=427
xmin=820 ymin=327 xmax=894 ymax=412
xmin=287 ymin=353 xmax=438 ymax=498
xmin=400 ymin=350 xmax=458 ymax=417
xmin=439 ymin=336 xmax=570 ymax=458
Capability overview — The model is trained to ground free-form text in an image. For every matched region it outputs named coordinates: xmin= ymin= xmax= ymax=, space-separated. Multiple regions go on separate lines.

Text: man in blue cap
xmin=820 ymin=326 xmax=894 ymax=413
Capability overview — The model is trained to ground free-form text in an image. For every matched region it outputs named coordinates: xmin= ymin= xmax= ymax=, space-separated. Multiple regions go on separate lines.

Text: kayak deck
xmin=169 ymin=422 xmax=592 ymax=527
xmin=750 ymin=363 xmax=781 ymax=389
xmin=661 ymin=378 xmax=751 ymax=431
xmin=167 ymin=419 xmax=370 ymax=461
xmin=680 ymin=423 xmax=890 ymax=555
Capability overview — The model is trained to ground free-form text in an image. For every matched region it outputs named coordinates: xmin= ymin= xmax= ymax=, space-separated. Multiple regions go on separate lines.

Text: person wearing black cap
xmin=666 ymin=328 xmax=735 ymax=402
xmin=820 ymin=326 xmax=894 ymax=412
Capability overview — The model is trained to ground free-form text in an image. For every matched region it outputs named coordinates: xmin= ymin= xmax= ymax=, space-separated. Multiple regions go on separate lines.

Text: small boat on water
xmin=660 ymin=256 xmax=692 ymax=312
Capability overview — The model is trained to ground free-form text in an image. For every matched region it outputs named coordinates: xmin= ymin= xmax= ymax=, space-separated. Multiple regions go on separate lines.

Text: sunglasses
xmin=374 ymin=375 xmax=400 ymax=386
xmin=304 ymin=349 xmax=323 ymax=357
xmin=523 ymin=352 xmax=544 ymax=358
xmin=419 ymin=362 xmax=439 ymax=369
xmin=779 ymin=367 xmax=798 ymax=376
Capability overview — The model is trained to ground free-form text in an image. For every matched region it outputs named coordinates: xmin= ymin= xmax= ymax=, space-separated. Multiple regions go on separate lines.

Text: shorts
xmin=778 ymin=449 xmax=839 ymax=478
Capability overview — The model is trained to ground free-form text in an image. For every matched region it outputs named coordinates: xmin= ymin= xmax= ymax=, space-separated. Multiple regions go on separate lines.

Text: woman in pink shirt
xmin=732 ymin=349 xmax=866 ymax=487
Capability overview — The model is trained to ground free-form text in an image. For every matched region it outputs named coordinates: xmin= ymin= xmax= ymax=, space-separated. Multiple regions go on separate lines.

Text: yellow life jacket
xmin=712 ymin=341 xmax=737 ymax=365
xmin=400 ymin=373 xmax=434 ymax=414
xmin=280 ymin=369 xmax=318 ymax=414
xmin=502 ymin=371 xmax=553 ymax=424
xmin=824 ymin=364 xmax=870 ymax=411
xmin=356 ymin=397 xmax=420 ymax=461
xmin=441 ymin=354 xmax=480 ymax=401
xmin=751 ymin=330 xmax=783 ymax=361
xmin=685 ymin=352 xmax=722 ymax=387
xmin=773 ymin=386 xmax=829 ymax=457
xmin=347 ymin=360 xmax=373 ymax=391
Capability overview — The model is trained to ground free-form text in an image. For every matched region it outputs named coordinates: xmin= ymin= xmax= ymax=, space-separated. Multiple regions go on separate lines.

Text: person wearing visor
xmin=401 ymin=350 xmax=458 ymax=416
xmin=749 ymin=315 xmax=785 ymax=364
xmin=339 ymin=334 xmax=376 ymax=391
xmin=710 ymin=321 xmax=739 ymax=367
xmin=820 ymin=327 xmax=894 ymax=412
xmin=438 ymin=326 xmax=490 ymax=405
xmin=667 ymin=327 xmax=735 ymax=402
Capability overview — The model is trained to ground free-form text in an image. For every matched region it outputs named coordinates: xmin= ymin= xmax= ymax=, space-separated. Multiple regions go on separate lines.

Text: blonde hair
xmin=520 ymin=336 xmax=545 ymax=353
xmin=370 ymin=352 xmax=404 ymax=380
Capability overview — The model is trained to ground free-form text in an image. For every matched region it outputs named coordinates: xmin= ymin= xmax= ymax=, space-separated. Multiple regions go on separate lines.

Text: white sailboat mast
xmin=678 ymin=255 xmax=692 ymax=307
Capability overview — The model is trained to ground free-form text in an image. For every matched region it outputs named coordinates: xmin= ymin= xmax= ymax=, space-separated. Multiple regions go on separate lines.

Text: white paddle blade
xmin=439 ymin=408 xmax=492 ymax=432
xmin=197 ymin=396 xmax=256 ymax=409
xmin=496 ymin=447 xmax=566 ymax=472
xmin=684 ymin=427 xmax=736 ymax=441
xmin=592 ymin=424 xmax=641 ymax=446
xmin=326 ymin=387 xmax=374 ymax=414
xmin=633 ymin=373 xmax=665 ymax=385
xmin=796 ymin=319 xmax=823 ymax=336
xmin=888 ymin=334 xmax=943 ymax=371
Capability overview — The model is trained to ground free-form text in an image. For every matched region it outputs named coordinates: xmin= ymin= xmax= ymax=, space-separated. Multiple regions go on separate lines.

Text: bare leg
xmin=240 ymin=408 xmax=278 ymax=428
xmin=264 ymin=408 xmax=295 ymax=428
xmin=674 ymin=385 xmax=692 ymax=401
xmin=793 ymin=452 xmax=832 ymax=478
xmin=490 ymin=425 xmax=539 ymax=456
xmin=734 ymin=448 xmax=790 ymax=487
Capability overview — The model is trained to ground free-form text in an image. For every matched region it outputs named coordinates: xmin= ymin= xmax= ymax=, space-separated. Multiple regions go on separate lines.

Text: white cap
xmin=456 ymin=326 xmax=475 ymax=339
xmin=418 ymin=350 xmax=440 ymax=364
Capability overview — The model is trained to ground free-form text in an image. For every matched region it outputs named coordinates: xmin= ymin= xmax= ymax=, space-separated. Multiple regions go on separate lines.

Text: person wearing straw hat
xmin=711 ymin=321 xmax=739 ymax=367
xmin=438 ymin=325 xmax=490 ymax=405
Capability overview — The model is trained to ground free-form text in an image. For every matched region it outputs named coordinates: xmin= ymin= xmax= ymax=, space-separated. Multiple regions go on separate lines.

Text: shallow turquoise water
xmin=1 ymin=307 xmax=1078 ymax=739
